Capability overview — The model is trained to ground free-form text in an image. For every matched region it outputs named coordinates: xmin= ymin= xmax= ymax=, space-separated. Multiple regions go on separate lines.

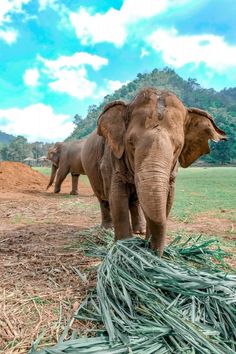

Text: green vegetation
xmin=69 ymin=67 xmax=236 ymax=164
xmin=0 ymin=136 xmax=51 ymax=162
xmin=33 ymin=232 xmax=236 ymax=354
xmin=34 ymin=166 xmax=51 ymax=176
xmin=172 ymin=167 xmax=236 ymax=222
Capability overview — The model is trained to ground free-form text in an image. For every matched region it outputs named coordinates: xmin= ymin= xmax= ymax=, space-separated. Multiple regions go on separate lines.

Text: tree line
xmin=0 ymin=136 xmax=52 ymax=163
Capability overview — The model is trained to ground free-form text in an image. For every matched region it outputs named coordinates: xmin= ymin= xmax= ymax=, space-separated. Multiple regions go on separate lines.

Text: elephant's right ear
xmin=97 ymin=101 xmax=127 ymax=159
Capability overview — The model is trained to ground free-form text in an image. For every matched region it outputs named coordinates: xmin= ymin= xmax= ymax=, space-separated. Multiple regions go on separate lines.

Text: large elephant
xmin=47 ymin=140 xmax=85 ymax=195
xmin=82 ymin=88 xmax=226 ymax=255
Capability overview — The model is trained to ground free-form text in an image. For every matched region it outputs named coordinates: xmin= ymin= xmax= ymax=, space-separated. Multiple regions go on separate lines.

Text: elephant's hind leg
xmin=71 ymin=174 xmax=79 ymax=195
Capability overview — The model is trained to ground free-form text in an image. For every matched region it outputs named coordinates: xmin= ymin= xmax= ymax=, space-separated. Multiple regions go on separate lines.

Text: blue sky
xmin=0 ymin=0 xmax=236 ymax=142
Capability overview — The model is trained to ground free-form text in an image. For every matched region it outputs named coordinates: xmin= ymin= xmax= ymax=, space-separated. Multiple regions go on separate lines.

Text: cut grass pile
xmin=32 ymin=229 xmax=236 ymax=354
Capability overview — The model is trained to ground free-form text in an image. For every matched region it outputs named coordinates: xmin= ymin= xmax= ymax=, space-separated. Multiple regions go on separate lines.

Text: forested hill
xmin=68 ymin=68 xmax=236 ymax=164
xmin=0 ymin=131 xmax=14 ymax=144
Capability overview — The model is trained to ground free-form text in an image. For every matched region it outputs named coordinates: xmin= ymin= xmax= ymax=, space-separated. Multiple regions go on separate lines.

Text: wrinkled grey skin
xmin=82 ymin=88 xmax=226 ymax=256
xmin=47 ymin=140 xmax=85 ymax=195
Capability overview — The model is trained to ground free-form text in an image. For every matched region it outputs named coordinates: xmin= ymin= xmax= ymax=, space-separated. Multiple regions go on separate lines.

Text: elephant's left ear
xmin=179 ymin=107 xmax=227 ymax=168
xmin=97 ymin=101 xmax=127 ymax=159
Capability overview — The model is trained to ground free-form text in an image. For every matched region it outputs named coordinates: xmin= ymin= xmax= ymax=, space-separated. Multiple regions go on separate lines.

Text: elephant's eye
xmin=127 ymin=137 xmax=135 ymax=148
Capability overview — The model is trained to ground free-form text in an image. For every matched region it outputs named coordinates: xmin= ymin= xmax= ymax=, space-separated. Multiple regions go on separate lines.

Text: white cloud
xmin=38 ymin=52 xmax=108 ymax=71
xmin=69 ymin=0 xmax=170 ymax=46
xmin=48 ymin=68 xmax=97 ymax=99
xmin=140 ymin=48 xmax=149 ymax=58
xmin=0 ymin=28 xmax=17 ymax=44
xmin=37 ymin=52 xmax=108 ymax=99
xmin=38 ymin=0 xmax=57 ymax=11
xmin=0 ymin=0 xmax=30 ymax=25
xmin=107 ymin=79 xmax=129 ymax=92
xmin=0 ymin=104 xmax=74 ymax=142
xmin=94 ymin=79 xmax=129 ymax=99
xmin=148 ymin=28 xmax=236 ymax=71
xmin=24 ymin=68 xmax=40 ymax=86
xmin=0 ymin=0 xmax=31 ymax=44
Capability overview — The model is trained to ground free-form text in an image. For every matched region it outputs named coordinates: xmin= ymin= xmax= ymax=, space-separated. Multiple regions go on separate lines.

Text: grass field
xmin=173 ymin=167 xmax=236 ymax=222
xmin=35 ymin=166 xmax=236 ymax=223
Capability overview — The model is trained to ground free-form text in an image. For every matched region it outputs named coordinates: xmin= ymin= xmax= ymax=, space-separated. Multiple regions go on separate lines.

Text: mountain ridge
xmin=0 ymin=131 xmax=15 ymax=145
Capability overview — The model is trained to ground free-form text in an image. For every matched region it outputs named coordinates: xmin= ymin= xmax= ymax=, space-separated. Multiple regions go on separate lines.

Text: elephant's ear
xmin=97 ymin=101 xmax=127 ymax=159
xmin=179 ymin=107 xmax=227 ymax=168
xmin=48 ymin=142 xmax=63 ymax=164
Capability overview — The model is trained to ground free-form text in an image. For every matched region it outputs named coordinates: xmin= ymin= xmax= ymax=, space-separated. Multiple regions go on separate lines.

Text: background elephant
xmin=47 ymin=140 xmax=85 ymax=195
xmin=82 ymin=88 xmax=226 ymax=255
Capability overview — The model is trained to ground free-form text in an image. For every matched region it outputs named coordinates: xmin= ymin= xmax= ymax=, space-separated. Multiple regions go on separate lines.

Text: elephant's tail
xmin=46 ymin=164 xmax=58 ymax=190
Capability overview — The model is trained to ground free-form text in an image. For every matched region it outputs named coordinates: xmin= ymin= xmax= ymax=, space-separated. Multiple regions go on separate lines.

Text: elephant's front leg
xmin=54 ymin=167 xmax=69 ymax=193
xmin=129 ymin=195 xmax=146 ymax=234
xmin=99 ymin=199 xmax=113 ymax=229
xmin=71 ymin=173 xmax=79 ymax=195
xmin=110 ymin=176 xmax=132 ymax=240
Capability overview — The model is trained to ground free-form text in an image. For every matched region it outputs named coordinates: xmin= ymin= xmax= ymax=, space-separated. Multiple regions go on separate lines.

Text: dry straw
xmin=32 ymin=230 xmax=236 ymax=354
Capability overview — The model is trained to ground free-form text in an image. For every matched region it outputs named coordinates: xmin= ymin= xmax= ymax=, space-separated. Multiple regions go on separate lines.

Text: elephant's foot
xmin=133 ymin=226 xmax=146 ymax=235
xmin=101 ymin=221 xmax=113 ymax=230
xmin=70 ymin=190 xmax=79 ymax=195
xmin=132 ymin=221 xmax=146 ymax=235
xmin=150 ymin=239 xmax=164 ymax=257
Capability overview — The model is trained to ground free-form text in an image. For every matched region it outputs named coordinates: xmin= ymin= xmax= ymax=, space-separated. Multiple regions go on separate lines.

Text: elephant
xmin=82 ymin=87 xmax=227 ymax=256
xmin=47 ymin=140 xmax=86 ymax=195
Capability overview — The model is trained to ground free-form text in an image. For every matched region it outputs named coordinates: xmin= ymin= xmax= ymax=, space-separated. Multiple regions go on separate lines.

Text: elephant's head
xmin=47 ymin=142 xmax=63 ymax=167
xmin=98 ymin=88 xmax=226 ymax=254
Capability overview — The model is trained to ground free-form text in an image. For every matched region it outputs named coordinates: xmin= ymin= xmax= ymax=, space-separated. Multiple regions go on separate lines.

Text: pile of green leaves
xmin=33 ymin=232 xmax=236 ymax=354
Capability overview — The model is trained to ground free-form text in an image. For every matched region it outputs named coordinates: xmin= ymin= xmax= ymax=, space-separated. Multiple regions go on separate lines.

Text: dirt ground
xmin=0 ymin=163 xmax=235 ymax=353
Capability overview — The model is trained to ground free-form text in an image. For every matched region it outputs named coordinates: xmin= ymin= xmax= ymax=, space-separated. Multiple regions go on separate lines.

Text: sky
xmin=0 ymin=0 xmax=236 ymax=142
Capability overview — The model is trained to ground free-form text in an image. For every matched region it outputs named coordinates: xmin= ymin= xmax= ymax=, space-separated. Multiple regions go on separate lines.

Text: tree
xmin=0 ymin=144 xmax=9 ymax=161
xmin=7 ymin=136 xmax=31 ymax=162
xmin=187 ymin=78 xmax=200 ymax=90
xmin=73 ymin=114 xmax=83 ymax=126
xmin=31 ymin=141 xmax=45 ymax=159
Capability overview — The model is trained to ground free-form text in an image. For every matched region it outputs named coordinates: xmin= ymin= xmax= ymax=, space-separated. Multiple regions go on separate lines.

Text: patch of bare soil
xmin=0 ymin=171 xmax=99 ymax=353
xmin=0 ymin=162 xmax=47 ymax=193
xmin=168 ymin=215 xmax=236 ymax=238
xmin=0 ymin=223 xmax=98 ymax=353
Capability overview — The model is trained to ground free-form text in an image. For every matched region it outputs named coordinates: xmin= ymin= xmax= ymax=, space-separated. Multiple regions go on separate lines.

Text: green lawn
xmin=34 ymin=166 xmax=51 ymax=176
xmin=35 ymin=166 xmax=236 ymax=223
xmin=172 ymin=167 xmax=236 ymax=222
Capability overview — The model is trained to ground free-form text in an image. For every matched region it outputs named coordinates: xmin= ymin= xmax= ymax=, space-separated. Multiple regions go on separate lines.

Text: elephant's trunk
xmin=46 ymin=164 xmax=58 ymax=190
xmin=135 ymin=140 xmax=173 ymax=256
